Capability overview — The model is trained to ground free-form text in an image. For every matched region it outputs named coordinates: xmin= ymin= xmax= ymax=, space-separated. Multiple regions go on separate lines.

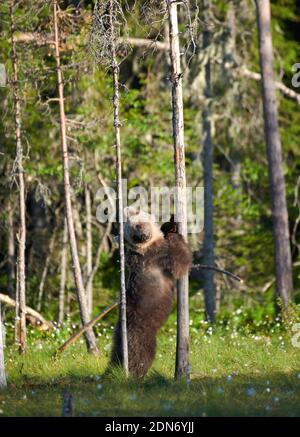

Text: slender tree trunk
xmin=167 ymin=0 xmax=190 ymax=380
xmin=53 ymin=0 xmax=99 ymax=355
xmin=0 ymin=303 xmax=7 ymax=389
xmin=256 ymin=0 xmax=293 ymax=310
xmin=58 ymin=217 xmax=68 ymax=324
xmin=66 ymin=286 xmax=71 ymax=317
xmin=10 ymin=0 xmax=26 ymax=353
xmin=108 ymin=0 xmax=129 ymax=376
xmin=7 ymin=201 xmax=15 ymax=299
xmin=37 ymin=233 xmax=55 ymax=312
xmin=84 ymin=222 xmax=112 ymax=292
xmin=85 ymin=185 xmax=93 ymax=317
xmin=202 ymin=0 xmax=215 ymax=323
xmin=14 ymin=266 xmax=19 ymax=344
xmin=226 ymin=2 xmax=242 ymax=224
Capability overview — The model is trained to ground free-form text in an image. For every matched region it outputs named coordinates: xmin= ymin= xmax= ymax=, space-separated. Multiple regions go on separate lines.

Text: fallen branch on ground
xmin=0 ymin=293 xmax=53 ymax=331
xmin=57 ymin=301 xmax=118 ymax=354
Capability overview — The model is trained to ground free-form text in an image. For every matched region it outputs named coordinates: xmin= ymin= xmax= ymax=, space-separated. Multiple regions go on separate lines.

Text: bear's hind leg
xmin=127 ymin=328 xmax=157 ymax=378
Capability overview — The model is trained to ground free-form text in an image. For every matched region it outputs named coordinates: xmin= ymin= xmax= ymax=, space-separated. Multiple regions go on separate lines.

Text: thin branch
xmin=237 ymin=66 xmax=300 ymax=105
xmin=12 ymin=31 xmax=300 ymax=105
xmin=191 ymin=264 xmax=242 ymax=283
xmin=57 ymin=301 xmax=118 ymax=354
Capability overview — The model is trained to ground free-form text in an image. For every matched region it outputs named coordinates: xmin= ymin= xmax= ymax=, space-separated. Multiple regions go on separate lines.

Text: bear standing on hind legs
xmin=109 ymin=207 xmax=192 ymax=378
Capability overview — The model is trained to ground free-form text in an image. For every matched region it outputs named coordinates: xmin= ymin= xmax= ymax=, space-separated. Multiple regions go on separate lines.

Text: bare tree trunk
xmin=84 ymin=222 xmax=112 ymax=292
xmin=108 ymin=0 xmax=129 ymax=376
xmin=66 ymin=286 xmax=71 ymax=317
xmin=7 ymin=201 xmax=15 ymax=299
xmin=85 ymin=185 xmax=93 ymax=317
xmin=167 ymin=0 xmax=189 ymax=380
xmin=0 ymin=303 xmax=7 ymax=389
xmin=202 ymin=0 xmax=215 ymax=323
xmin=53 ymin=0 xmax=99 ymax=355
xmin=37 ymin=233 xmax=55 ymax=312
xmin=14 ymin=266 xmax=19 ymax=344
xmin=58 ymin=217 xmax=68 ymax=324
xmin=10 ymin=0 xmax=26 ymax=353
xmin=256 ymin=0 xmax=293 ymax=310
xmin=226 ymin=2 xmax=242 ymax=225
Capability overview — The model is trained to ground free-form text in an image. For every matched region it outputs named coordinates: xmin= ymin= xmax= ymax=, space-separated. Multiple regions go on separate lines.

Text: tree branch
xmin=191 ymin=264 xmax=242 ymax=283
xmin=0 ymin=293 xmax=52 ymax=331
xmin=236 ymin=66 xmax=300 ymax=105
xmin=57 ymin=301 xmax=118 ymax=354
xmin=16 ymin=31 xmax=299 ymax=104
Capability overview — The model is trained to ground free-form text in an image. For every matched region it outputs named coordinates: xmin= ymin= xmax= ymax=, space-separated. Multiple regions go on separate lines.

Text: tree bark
xmin=108 ymin=0 xmax=129 ymax=376
xmin=14 ymin=266 xmax=19 ymax=344
xmin=7 ymin=201 xmax=15 ymax=300
xmin=202 ymin=0 xmax=215 ymax=323
xmin=58 ymin=217 xmax=68 ymax=324
xmin=53 ymin=0 xmax=99 ymax=355
xmin=0 ymin=303 xmax=7 ymax=389
xmin=85 ymin=185 xmax=93 ymax=318
xmin=10 ymin=0 xmax=26 ymax=354
xmin=84 ymin=222 xmax=112 ymax=292
xmin=166 ymin=0 xmax=190 ymax=380
xmin=256 ymin=0 xmax=293 ymax=310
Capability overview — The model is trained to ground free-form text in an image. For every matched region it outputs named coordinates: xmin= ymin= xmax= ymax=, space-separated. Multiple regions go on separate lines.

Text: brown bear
xmin=109 ymin=207 xmax=192 ymax=378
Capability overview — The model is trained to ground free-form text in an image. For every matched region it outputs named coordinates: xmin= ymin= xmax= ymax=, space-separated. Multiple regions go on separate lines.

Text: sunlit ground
xmin=1 ymin=307 xmax=300 ymax=416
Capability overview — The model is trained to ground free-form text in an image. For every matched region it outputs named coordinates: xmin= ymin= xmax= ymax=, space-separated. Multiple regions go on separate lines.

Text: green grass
xmin=1 ymin=321 xmax=300 ymax=417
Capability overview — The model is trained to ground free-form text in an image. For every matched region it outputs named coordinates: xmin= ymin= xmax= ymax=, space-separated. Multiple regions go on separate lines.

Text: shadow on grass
xmin=1 ymin=370 xmax=300 ymax=417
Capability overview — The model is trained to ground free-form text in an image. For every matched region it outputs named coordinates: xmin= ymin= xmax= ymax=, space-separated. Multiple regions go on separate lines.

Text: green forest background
xmin=0 ymin=0 xmax=300 ymax=328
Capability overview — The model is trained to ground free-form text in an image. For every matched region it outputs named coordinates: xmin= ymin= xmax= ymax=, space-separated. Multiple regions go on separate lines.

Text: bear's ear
xmin=124 ymin=206 xmax=139 ymax=219
xmin=161 ymin=214 xmax=178 ymax=237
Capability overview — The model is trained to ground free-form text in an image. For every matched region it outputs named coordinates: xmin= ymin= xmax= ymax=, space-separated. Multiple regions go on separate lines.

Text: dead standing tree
xmin=53 ymin=0 xmax=99 ymax=355
xmin=10 ymin=0 xmax=26 ymax=353
xmin=7 ymin=201 xmax=16 ymax=300
xmin=58 ymin=217 xmax=68 ymax=324
xmin=202 ymin=0 xmax=215 ymax=323
xmin=255 ymin=0 xmax=293 ymax=310
xmin=85 ymin=185 xmax=93 ymax=318
xmin=166 ymin=0 xmax=190 ymax=380
xmin=91 ymin=0 xmax=129 ymax=375
xmin=0 ymin=303 xmax=7 ymax=388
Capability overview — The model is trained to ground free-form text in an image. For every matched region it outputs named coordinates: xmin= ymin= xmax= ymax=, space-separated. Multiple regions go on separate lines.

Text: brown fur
xmin=109 ymin=209 xmax=192 ymax=378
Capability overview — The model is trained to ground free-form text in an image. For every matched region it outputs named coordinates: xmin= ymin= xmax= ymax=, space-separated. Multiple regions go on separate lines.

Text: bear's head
xmin=124 ymin=207 xmax=163 ymax=248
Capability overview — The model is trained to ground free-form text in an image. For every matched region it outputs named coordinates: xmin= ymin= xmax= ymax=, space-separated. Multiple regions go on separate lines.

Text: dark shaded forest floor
xmin=1 ymin=322 xmax=300 ymax=416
